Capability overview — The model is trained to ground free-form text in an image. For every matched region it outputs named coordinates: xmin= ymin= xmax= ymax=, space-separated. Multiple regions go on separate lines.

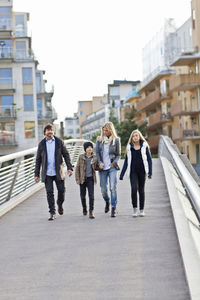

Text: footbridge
xmin=0 ymin=137 xmax=200 ymax=300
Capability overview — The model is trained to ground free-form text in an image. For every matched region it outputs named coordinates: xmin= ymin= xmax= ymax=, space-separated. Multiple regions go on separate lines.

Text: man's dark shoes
xmin=83 ymin=207 xmax=88 ymax=216
xmin=111 ymin=207 xmax=116 ymax=218
xmin=105 ymin=201 xmax=110 ymax=213
xmin=89 ymin=210 xmax=95 ymax=219
xmin=58 ymin=205 xmax=64 ymax=215
xmin=48 ymin=214 xmax=56 ymax=221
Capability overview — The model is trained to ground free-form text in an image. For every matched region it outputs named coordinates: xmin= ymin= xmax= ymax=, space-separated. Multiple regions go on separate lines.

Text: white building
xmin=81 ymin=104 xmax=110 ymax=140
xmin=0 ymin=0 xmax=57 ymax=155
xmin=64 ymin=113 xmax=79 ymax=139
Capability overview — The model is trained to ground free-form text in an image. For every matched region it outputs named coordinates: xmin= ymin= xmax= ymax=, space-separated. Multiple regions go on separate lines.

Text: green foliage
xmin=63 ymin=136 xmax=73 ymax=140
xmin=109 ymin=106 xmax=147 ymax=148
xmin=91 ymin=131 xmax=101 ymax=143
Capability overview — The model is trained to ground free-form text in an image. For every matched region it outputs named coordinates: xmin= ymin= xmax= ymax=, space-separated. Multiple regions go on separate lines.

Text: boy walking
xmin=75 ymin=142 xmax=98 ymax=219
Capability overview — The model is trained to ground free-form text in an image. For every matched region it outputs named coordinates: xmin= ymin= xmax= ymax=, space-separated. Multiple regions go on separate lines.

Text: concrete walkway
xmin=0 ymin=159 xmax=190 ymax=300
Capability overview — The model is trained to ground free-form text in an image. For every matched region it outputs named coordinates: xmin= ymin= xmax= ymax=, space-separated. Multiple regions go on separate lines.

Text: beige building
xmin=0 ymin=0 xmax=56 ymax=155
xmin=134 ymin=0 xmax=200 ymax=165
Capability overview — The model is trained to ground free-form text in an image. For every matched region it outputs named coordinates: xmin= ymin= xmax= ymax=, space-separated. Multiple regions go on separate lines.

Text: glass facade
xmin=14 ymin=15 xmax=25 ymax=37
xmin=24 ymin=95 xmax=33 ymax=111
xmin=0 ymin=7 xmax=11 ymax=29
xmin=36 ymin=73 xmax=41 ymax=93
xmin=0 ymin=68 xmax=12 ymax=84
xmin=22 ymin=68 xmax=32 ymax=84
xmin=37 ymin=98 xmax=42 ymax=117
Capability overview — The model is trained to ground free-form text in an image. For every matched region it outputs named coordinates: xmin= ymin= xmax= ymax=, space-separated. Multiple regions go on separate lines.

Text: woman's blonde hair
xmin=99 ymin=122 xmax=118 ymax=141
xmin=126 ymin=129 xmax=149 ymax=152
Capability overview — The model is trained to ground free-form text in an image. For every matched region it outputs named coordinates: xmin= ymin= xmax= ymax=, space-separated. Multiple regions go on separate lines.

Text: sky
xmin=13 ymin=0 xmax=191 ymax=123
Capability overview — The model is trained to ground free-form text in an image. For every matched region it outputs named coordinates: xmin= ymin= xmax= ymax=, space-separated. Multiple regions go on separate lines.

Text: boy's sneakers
xmin=139 ymin=210 xmax=145 ymax=217
xmin=132 ymin=208 xmax=138 ymax=217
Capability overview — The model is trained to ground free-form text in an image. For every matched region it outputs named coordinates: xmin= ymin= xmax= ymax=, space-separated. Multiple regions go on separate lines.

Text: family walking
xmin=34 ymin=122 xmax=152 ymax=221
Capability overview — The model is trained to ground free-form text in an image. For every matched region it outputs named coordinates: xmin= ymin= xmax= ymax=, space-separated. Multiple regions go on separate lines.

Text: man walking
xmin=35 ymin=124 xmax=73 ymax=220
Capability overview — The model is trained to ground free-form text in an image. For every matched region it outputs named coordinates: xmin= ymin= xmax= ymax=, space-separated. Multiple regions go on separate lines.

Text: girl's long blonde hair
xmin=98 ymin=122 xmax=118 ymax=141
xmin=126 ymin=129 xmax=149 ymax=153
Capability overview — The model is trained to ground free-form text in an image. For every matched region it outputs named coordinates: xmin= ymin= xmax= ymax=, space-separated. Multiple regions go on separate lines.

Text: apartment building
xmin=0 ymin=0 xmax=56 ymax=155
xmin=108 ymin=80 xmax=140 ymax=121
xmin=136 ymin=9 xmax=200 ymax=165
xmin=78 ymin=95 xmax=108 ymax=138
xmin=64 ymin=113 xmax=79 ymax=139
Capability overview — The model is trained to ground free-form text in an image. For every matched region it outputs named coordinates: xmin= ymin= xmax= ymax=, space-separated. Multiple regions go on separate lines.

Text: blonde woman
xmin=96 ymin=122 xmax=121 ymax=217
xmin=119 ymin=129 xmax=152 ymax=217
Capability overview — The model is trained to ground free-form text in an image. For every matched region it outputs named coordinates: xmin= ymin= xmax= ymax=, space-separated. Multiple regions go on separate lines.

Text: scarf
xmin=102 ymin=135 xmax=114 ymax=146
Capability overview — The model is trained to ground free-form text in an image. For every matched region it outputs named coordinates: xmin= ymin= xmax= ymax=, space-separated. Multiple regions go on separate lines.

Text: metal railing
xmin=0 ymin=139 xmax=90 ymax=205
xmin=159 ymin=135 xmax=200 ymax=224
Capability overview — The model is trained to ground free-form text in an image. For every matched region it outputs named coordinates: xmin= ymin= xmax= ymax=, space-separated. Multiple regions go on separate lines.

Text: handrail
xmin=0 ymin=138 xmax=90 ymax=204
xmin=159 ymin=135 xmax=200 ymax=224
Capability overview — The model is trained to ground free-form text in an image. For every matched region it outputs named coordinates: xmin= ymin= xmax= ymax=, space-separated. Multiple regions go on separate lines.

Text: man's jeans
xmin=45 ymin=175 xmax=65 ymax=214
xmin=99 ymin=167 xmax=117 ymax=207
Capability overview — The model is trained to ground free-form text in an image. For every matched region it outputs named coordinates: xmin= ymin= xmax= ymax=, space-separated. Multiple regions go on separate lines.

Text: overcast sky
xmin=13 ymin=0 xmax=191 ymax=122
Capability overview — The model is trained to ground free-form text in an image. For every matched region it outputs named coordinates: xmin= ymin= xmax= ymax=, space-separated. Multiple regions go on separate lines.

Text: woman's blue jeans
xmin=99 ymin=167 xmax=117 ymax=207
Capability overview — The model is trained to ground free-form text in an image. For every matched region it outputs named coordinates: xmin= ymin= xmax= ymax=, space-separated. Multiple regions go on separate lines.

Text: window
xmin=16 ymin=41 xmax=26 ymax=59
xmin=67 ymin=120 xmax=73 ymax=125
xmin=0 ymin=68 xmax=12 ymax=84
xmin=37 ymin=98 xmax=42 ymax=117
xmin=14 ymin=15 xmax=25 ymax=37
xmin=0 ymin=7 xmax=11 ymax=29
xmin=1 ymin=95 xmax=13 ymax=112
xmin=67 ymin=129 xmax=73 ymax=135
xmin=22 ymin=68 xmax=32 ymax=84
xmin=0 ymin=122 xmax=15 ymax=145
xmin=36 ymin=73 xmax=41 ymax=93
xmin=0 ymin=39 xmax=12 ymax=58
xmin=80 ymin=111 xmax=83 ymax=116
xmin=24 ymin=95 xmax=33 ymax=111
xmin=79 ymin=102 xmax=83 ymax=108
xmin=24 ymin=121 xmax=35 ymax=138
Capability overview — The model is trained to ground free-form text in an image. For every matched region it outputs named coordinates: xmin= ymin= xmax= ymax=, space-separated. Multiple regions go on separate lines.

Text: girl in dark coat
xmin=120 ymin=129 xmax=152 ymax=217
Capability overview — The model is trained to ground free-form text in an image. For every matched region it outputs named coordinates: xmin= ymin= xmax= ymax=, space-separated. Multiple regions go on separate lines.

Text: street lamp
xmin=0 ymin=41 xmax=5 ymax=58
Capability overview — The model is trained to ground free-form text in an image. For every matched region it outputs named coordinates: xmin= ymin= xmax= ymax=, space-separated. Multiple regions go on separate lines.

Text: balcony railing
xmin=0 ymin=48 xmax=34 ymax=61
xmin=171 ymin=100 xmax=200 ymax=117
xmin=148 ymin=111 xmax=171 ymax=128
xmin=0 ymin=131 xmax=17 ymax=146
xmin=169 ymin=74 xmax=200 ymax=92
xmin=38 ymin=111 xmax=57 ymax=121
xmin=172 ymin=128 xmax=200 ymax=140
xmin=136 ymin=89 xmax=160 ymax=112
xmin=0 ymin=106 xmax=16 ymax=119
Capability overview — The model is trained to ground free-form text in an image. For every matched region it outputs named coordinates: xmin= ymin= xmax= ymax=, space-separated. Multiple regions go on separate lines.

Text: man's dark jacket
xmin=34 ymin=136 xmax=73 ymax=182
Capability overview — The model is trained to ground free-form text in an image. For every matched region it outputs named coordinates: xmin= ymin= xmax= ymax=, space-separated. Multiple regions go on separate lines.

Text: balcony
xmin=38 ymin=111 xmax=57 ymax=122
xmin=147 ymin=135 xmax=160 ymax=150
xmin=0 ymin=106 xmax=16 ymax=120
xmin=169 ymin=74 xmax=200 ymax=92
xmin=148 ymin=111 xmax=172 ymax=129
xmin=0 ymin=131 xmax=17 ymax=146
xmin=0 ymin=49 xmax=35 ymax=62
xmin=171 ymin=101 xmax=200 ymax=117
xmin=172 ymin=128 xmax=200 ymax=140
xmin=136 ymin=89 xmax=161 ymax=112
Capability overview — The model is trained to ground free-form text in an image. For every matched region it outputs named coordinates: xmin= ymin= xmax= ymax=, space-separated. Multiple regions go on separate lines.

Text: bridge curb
xmin=0 ymin=183 xmax=44 ymax=218
xmin=160 ymin=156 xmax=200 ymax=300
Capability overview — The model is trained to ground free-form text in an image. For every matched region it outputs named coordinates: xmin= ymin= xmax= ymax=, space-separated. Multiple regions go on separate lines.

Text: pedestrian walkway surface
xmin=0 ymin=159 xmax=190 ymax=300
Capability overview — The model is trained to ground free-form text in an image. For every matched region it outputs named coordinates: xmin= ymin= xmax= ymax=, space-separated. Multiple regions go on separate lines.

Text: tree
xmin=109 ymin=106 xmax=147 ymax=148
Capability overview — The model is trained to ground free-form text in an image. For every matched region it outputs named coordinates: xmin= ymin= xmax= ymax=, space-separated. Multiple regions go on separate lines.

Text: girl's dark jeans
xmin=130 ymin=170 xmax=146 ymax=210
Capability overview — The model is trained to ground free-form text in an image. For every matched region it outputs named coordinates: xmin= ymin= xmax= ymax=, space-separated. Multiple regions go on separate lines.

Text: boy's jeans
xmin=99 ymin=167 xmax=117 ymax=207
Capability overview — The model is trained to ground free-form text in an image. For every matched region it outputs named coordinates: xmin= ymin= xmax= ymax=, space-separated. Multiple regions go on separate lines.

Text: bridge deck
xmin=0 ymin=158 xmax=190 ymax=300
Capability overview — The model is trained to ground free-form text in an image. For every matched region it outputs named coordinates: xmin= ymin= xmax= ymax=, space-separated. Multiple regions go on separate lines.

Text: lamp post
xmin=0 ymin=41 xmax=5 ymax=58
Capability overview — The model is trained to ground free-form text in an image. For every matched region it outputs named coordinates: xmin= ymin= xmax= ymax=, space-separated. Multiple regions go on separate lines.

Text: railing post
xmin=6 ymin=161 xmax=21 ymax=201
